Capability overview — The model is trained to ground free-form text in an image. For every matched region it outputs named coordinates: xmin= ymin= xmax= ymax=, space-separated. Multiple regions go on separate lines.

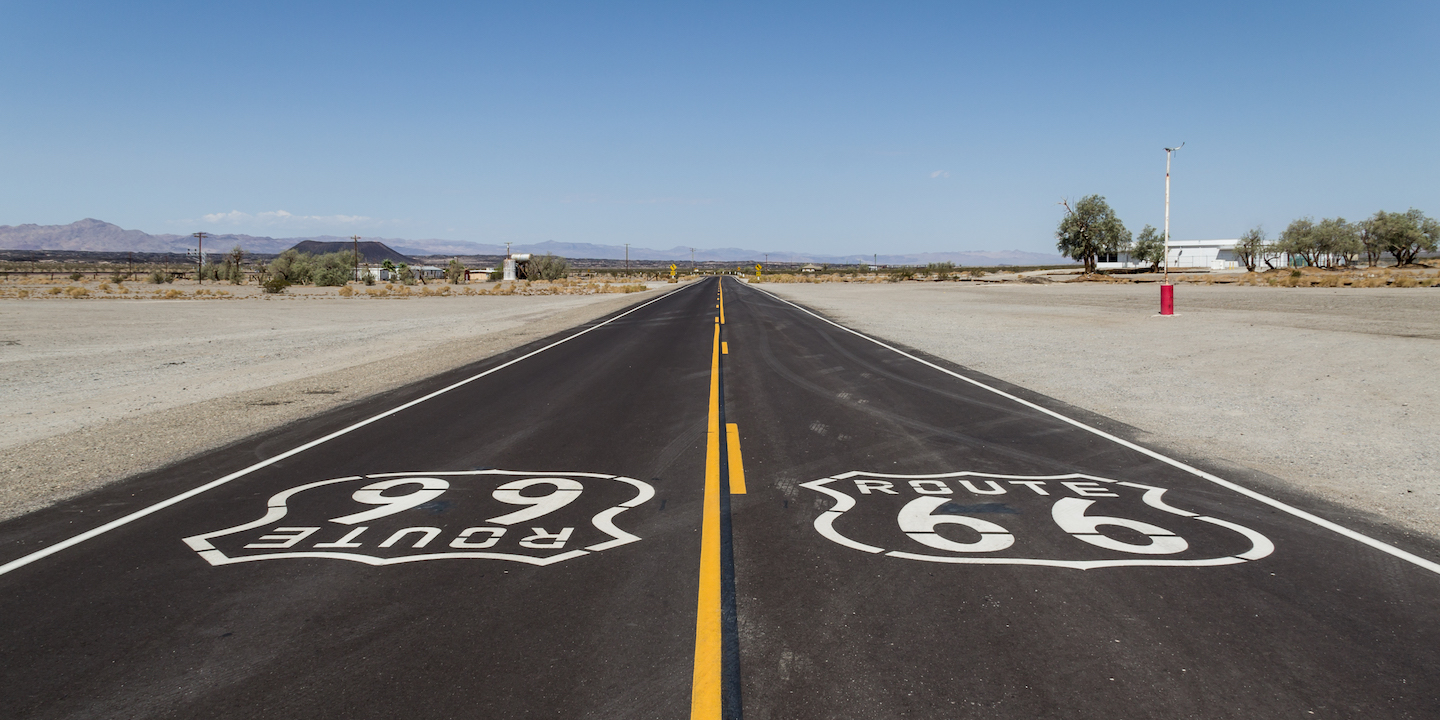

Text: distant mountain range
xmin=0 ymin=219 xmax=1075 ymax=266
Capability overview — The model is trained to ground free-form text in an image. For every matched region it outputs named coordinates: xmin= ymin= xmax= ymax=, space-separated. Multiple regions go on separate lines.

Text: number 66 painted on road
xmin=899 ymin=496 xmax=1188 ymax=556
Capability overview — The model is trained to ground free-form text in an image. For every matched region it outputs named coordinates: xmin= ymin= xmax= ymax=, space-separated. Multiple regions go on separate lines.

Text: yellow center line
xmin=726 ymin=424 xmax=746 ymax=495
xmin=719 ymin=282 xmax=725 ymax=324
xmin=691 ymin=321 xmax=723 ymax=720
xmin=721 ymin=341 xmax=728 ymax=355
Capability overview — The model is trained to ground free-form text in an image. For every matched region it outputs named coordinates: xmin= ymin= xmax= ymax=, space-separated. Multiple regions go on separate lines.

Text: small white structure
xmin=1097 ymin=239 xmax=1289 ymax=271
xmin=503 ymin=253 xmax=531 ymax=281
xmin=800 ymin=263 xmax=821 ymax=273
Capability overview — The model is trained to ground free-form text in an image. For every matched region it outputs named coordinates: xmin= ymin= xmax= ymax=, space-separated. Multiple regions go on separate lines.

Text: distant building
xmin=800 ymin=263 xmax=821 ymax=273
xmin=1097 ymin=239 xmax=1290 ymax=271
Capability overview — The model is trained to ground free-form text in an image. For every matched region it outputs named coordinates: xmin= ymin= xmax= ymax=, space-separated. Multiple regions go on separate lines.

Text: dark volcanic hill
xmin=287 ymin=240 xmax=413 ymax=264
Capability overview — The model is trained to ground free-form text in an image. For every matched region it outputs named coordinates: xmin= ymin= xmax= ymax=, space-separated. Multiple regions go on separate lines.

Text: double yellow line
xmin=692 ymin=279 xmax=744 ymax=720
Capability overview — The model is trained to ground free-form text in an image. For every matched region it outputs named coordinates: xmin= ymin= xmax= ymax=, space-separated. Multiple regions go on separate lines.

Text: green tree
xmin=1278 ymin=218 xmax=1319 ymax=267
xmin=1130 ymin=225 xmax=1165 ymax=271
xmin=223 ymin=245 xmax=247 ymax=284
xmin=1369 ymin=208 xmax=1439 ymax=266
xmin=445 ymin=258 xmax=467 ymax=284
xmin=396 ymin=262 xmax=417 ymax=285
xmin=1313 ymin=217 xmax=1360 ymax=267
xmin=1234 ymin=227 xmax=1266 ymax=272
xmin=1056 ymin=195 xmax=1131 ymax=274
xmin=527 ymin=253 xmax=570 ymax=281
xmin=312 ymin=251 xmax=356 ymax=286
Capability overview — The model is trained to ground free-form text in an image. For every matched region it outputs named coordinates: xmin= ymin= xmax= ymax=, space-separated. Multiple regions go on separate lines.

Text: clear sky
xmin=2 ymin=1 xmax=1436 ymax=254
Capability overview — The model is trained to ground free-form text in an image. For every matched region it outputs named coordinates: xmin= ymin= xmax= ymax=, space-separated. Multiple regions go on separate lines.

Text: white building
xmin=1097 ymin=239 xmax=1290 ymax=271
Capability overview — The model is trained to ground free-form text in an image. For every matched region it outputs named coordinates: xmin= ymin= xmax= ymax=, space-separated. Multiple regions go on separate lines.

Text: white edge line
xmin=749 ymin=283 xmax=1440 ymax=576
xmin=0 ymin=284 xmax=695 ymax=578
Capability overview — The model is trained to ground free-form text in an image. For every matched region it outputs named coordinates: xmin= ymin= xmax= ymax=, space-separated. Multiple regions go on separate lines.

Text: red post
xmin=1160 ymin=284 xmax=1174 ymax=315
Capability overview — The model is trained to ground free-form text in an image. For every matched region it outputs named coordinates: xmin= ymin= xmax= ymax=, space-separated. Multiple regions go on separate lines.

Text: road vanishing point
xmin=2 ymin=277 xmax=1438 ymax=719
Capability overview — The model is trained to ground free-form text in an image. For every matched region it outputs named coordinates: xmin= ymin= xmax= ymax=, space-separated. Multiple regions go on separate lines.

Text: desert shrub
xmin=48 ymin=286 xmax=63 ymax=295
xmin=338 ymin=285 xmax=355 ymax=297
xmin=68 ymin=272 xmax=83 ymax=281
xmin=888 ymin=268 xmax=915 ymax=282
xmin=110 ymin=271 xmax=127 ymax=283
xmin=526 ymin=253 xmax=570 ymax=281
xmin=1394 ymin=275 xmax=1418 ymax=288
xmin=98 ymin=282 xmax=112 ymax=293
xmin=396 ymin=263 xmax=417 ymax=285
xmin=149 ymin=270 xmax=174 ymax=284
xmin=926 ymin=262 xmax=955 ymax=280
xmin=262 ymin=276 xmax=290 ymax=294
xmin=363 ymin=272 xmax=376 ymax=286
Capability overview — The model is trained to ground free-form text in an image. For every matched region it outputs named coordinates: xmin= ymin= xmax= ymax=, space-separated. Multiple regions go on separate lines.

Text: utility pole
xmin=351 ymin=235 xmax=361 ymax=283
xmin=192 ymin=232 xmax=208 ymax=283
xmin=624 ymin=243 xmax=630 ymax=273
xmin=690 ymin=247 xmax=696 ymax=273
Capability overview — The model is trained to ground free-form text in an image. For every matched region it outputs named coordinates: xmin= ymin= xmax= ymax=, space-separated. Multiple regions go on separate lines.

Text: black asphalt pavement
xmin=2 ymin=276 xmax=1438 ymax=719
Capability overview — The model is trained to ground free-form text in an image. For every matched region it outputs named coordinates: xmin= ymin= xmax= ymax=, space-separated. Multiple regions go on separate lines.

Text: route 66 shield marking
xmin=183 ymin=470 xmax=654 ymax=567
xmin=802 ymin=471 xmax=1274 ymax=570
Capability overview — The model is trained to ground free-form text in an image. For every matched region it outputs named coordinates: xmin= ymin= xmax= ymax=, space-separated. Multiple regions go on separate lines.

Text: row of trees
xmin=1057 ymin=195 xmax=1438 ymax=273
xmin=1231 ymin=210 xmax=1440 ymax=271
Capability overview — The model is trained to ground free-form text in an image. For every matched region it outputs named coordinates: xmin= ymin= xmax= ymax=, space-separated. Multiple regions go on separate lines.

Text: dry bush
xmin=338 ymin=285 xmax=354 ymax=297
xmin=1394 ymin=275 xmax=1418 ymax=288
xmin=98 ymin=282 xmax=112 ymax=293
xmin=66 ymin=287 xmax=89 ymax=298
xmin=47 ymin=286 xmax=63 ymax=295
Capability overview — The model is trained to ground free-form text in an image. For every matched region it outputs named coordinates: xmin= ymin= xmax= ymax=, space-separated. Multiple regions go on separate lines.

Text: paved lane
xmin=721 ymin=278 xmax=1440 ymax=719
xmin=0 ymin=282 xmax=715 ymax=719
xmin=2 ymin=276 xmax=1438 ymax=719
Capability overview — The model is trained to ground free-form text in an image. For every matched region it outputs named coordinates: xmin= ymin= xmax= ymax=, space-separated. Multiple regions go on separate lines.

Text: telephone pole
xmin=351 ymin=235 xmax=361 ymax=282
xmin=624 ymin=243 xmax=630 ymax=273
xmin=192 ymin=232 xmax=208 ymax=283
xmin=690 ymin=247 xmax=696 ymax=273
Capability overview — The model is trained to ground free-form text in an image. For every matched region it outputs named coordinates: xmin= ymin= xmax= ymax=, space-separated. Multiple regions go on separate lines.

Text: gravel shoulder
xmin=0 ymin=287 xmax=674 ymax=521
xmin=760 ymin=281 xmax=1440 ymax=539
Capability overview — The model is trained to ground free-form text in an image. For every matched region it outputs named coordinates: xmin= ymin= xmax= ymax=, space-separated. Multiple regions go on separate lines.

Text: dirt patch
xmin=0 ymin=288 xmax=674 ymax=521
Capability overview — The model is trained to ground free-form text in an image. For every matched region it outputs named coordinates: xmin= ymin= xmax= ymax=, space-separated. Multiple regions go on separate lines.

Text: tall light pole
xmin=624 ymin=243 xmax=630 ymax=273
xmin=1163 ymin=143 xmax=1184 ymax=284
xmin=1160 ymin=143 xmax=1184 ymax=316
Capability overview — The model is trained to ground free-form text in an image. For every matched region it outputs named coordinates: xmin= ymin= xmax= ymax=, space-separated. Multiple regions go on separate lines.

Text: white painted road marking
xmin=0 ymin=285 xmax=693 ymax=578
xmin=749 ymin=281 xmax=1440 ymax=576
xmin=803 ymin=471 xmax=1273 ymax=570
xmin=183 ymin=470 xmax=655 ymax=567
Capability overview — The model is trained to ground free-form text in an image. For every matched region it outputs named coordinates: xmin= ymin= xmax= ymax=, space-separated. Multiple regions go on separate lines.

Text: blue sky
xmin=2 ymin=1 xmax=1436 ymax=254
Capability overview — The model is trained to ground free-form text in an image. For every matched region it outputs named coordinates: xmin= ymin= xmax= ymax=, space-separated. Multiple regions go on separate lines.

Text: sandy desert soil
xmin=0 ymin=286 xmax=672 ymax=520
xmin=761 ymin=282 xmax=1440 ymax=539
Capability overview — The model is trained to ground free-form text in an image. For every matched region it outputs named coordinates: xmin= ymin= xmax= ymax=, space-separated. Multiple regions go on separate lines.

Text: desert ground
xmin=4 ymin=276 xmax=1438 ymax=542
xmin=0 ymin=281 xmax=670 ymax=520
xmin=760 ymin=280 xmax=1440 ymax=539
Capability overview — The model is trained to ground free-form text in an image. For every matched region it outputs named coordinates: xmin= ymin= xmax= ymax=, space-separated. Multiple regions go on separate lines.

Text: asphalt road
xmin=2 ymin=277 xmax=1438 ymax=719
